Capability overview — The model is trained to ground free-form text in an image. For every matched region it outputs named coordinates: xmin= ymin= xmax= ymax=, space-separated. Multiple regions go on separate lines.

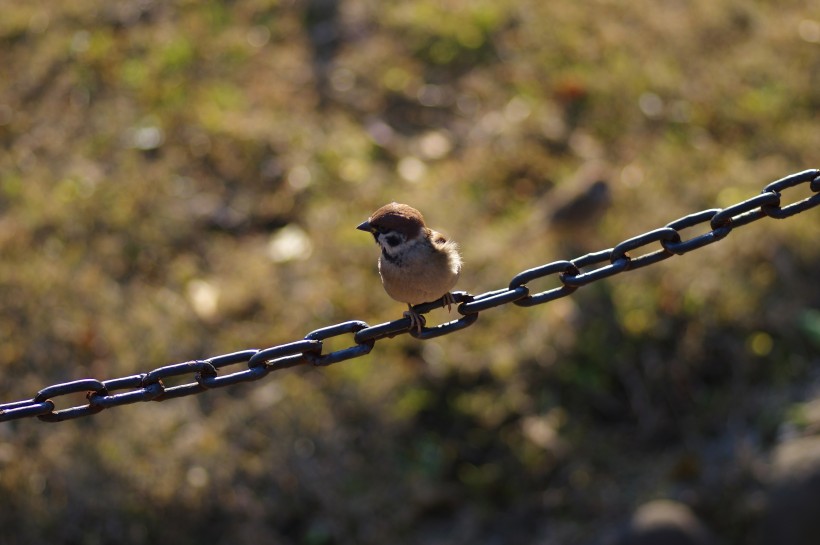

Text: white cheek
xmin=377 ymin=234 xmax=409 ymax=256
xmin=376 ymin=234 xmax=391 ymax=251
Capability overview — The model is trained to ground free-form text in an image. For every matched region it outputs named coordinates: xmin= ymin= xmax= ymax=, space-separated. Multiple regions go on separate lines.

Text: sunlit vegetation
xmin=0 ymin=1 xmax=818 ymax=543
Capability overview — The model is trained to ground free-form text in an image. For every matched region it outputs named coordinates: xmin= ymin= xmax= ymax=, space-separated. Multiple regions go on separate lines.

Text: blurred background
xmin=1 ymin=0 xmax=819 ymax=543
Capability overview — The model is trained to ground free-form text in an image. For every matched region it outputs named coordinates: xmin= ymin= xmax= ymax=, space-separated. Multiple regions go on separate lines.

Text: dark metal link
xmin=102 ymin=374 xmax=148 ymax=391
xmin=196 ymin=350 xmax=275 ymax=388
xmin=662 ymin=209 xmax=730 ymax=255
xmin=766 ymin=192 xmax=820 ymax=218
xmin=305 ymin=321 xmax=375 ymax=366
xmin=0 ymin=170 xmax=817 ymax=423
xmin=763 ymin=169 xmax=819 ymax=193
xmin=560 ymin=249 xmax=629 ymax=287
xmin=32 ymin=379 xmax=109 ymax=422
xmin=253 ymin=341 xmax=322 ymax=371
xmin=154 ymin=382 xmax=206 ymax=401
xmin=510 ymin=260 xmax=578 ymax=307
xmin=397 ymin=292 xmax=479 ymax=339
xmin=710 ymin=192 xmax=780 ymax=229
xmin=197 ymin=365 xmax=268 ymax=389
xmin=140 ymin=361 xmax=214 ymax=402
xmin=411 ymin=312 xmax=479 ymax=340
xmin=413 ymin=291 xmax=470 ymax=314
xmin=611 ymin=227 xmax=678 ymax=271
xmin=137 ymin=362 xmax=210 ymax=401
xmin=458 ymin=287 xmax=530 ymax=314
xmin=90 ymin=377 xmax=163 ymax=409
xmin=762 ymin=169 xmax=820 ymax=218
xmin=0 ymin=399 xmax=55 ymax=421
xmin=142 ymin=361 xmax=211 ymax=385
xmin=355 ymin=318 xmax=417 ymax=343
xmin=214 ymin=349 xmax=260 ymax=369
xmin=247 ymin=342 xmax=319 ymax=368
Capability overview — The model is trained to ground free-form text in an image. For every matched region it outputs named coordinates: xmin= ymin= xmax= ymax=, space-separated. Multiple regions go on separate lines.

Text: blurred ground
xmin=0 ymin=0 xmax=819 ymax=544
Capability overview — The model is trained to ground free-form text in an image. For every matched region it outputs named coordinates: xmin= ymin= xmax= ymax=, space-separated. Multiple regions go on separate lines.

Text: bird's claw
xmin=404 ymin=308 xmax=426 ymax=334
xmin=442 ymin=292 xmax=455 ymax=313
xmin=404 ymin=294 xmax=455 ymax=335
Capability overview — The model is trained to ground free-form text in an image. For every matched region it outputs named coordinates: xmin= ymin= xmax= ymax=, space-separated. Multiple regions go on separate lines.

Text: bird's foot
xmin=404 ymin=307 xmax=426 ymax=334
xmin=442 ymin=292 xmax=455 ymax=313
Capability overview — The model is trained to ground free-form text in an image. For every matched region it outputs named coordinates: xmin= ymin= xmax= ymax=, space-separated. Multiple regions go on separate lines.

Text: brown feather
xmin=367 ymin=202 xmax=426 ymax=239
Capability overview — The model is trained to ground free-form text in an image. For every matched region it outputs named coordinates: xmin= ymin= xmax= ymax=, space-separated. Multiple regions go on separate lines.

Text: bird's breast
xmin=378 ymin=244 xmax=460 ymax=306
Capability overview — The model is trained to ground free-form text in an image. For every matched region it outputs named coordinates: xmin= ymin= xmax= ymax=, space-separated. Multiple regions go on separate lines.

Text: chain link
xmin=2 ymin=169 xmax=818 ymax=423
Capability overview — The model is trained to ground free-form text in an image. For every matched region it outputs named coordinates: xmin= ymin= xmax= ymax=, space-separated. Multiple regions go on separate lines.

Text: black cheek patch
xmin=385 ymin=234 xmax=402 ymax=247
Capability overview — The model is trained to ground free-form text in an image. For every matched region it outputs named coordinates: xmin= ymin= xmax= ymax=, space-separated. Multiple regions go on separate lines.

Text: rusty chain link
xmin=1 ymin=169 xmax=818 ymax=423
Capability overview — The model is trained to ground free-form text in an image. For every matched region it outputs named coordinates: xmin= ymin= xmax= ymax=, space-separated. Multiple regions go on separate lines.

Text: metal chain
xmin=2 ymin=170 xmax=818 ymax=423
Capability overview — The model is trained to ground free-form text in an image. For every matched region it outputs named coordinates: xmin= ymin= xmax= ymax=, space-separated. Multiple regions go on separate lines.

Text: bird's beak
xmin=356 ymin=220 xmax=372 ymax=232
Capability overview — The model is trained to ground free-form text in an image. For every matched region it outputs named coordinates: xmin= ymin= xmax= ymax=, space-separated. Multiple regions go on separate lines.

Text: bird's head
xmin=357 ymin=202 xmax=427 ymax=256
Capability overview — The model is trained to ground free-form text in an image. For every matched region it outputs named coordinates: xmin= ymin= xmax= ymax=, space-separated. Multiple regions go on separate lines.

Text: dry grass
xmin=0 ymin=1 xmax=818 ymax=543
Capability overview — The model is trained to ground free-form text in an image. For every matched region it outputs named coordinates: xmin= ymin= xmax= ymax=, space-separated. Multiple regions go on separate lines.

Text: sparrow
xmin=357 ymin=202 xmax=462 ymax=333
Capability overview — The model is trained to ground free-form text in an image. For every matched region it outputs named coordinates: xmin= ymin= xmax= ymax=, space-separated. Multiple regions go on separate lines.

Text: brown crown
xmin=367 ymin=202 xmax=426 ymax=238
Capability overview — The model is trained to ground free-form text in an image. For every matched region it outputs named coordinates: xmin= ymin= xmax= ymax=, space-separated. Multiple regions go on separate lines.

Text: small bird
xmin=357 ymin=202 xmax=462 ymax=333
